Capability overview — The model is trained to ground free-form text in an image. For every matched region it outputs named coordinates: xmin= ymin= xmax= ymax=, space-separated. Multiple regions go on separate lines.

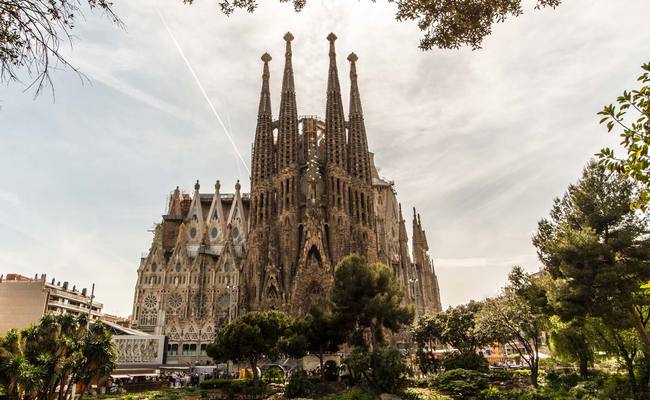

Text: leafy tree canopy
xmin=476 ymin=268 xmax=549 ymax=387
xmin=533 ymin=161 xmax=650 ymax=346
xmin=184 ymin=0 xmax=562 ymax=50
xmin=597 ymin=62 xmax=650 ymax=209
xmin=331 ymin=254 xmax=414 ymax=348
xmin=207 ymin=310 xmax=290 ymax=384
xmin=0 ymin=313 xmax=117 ymax=400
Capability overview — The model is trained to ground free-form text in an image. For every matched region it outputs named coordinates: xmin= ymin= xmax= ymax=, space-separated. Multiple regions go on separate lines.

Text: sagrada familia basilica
xmin=131 ymin=33 xmax=442 ymax=364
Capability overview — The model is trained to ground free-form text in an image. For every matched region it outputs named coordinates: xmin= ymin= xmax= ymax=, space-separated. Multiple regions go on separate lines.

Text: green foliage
xmin=533 ymin=161 xmax=650 ymax=351
xmin=199 ymin=378 xmax=252 ymax=389
xmin=198 ymin=378 xmax=264 ymax=398
xmin=326 ymin=388 xmax=375 ymax=400
xmin=284 ymin=369 xmax=320 ymax=398
xmin=401 ymin=388 xmax=454 ymax=400
xmin=441 ymin=351 xmax=488 ymax=371
xmin=597 ymin=62 xmax=650 ymax=209
xmin=478 ymin=387 xmax=504 ymax=400
xmin=599 ymin=374 xmax=635 ymax=400
xmin=279 ymin=305 xmax=344 ymax=380
xmin=413 ymin=301 xmax=490 ymax=373
xmin=476 ymin=270 xmax=549 ymax=387
xmin=262 ymin=367 xmax=285 ymax=383
xmin=332 ymin=254 xmax=414 ymax=348
xmin=343 ymin=345 xmax=408 ymax=394
xmin=189 ymin=0 xmax=561 ymax=51
xmin=0 ymin=313 xmax=117 ymax=399
xmin=429 ymin=369 xmax=489 ymax=398
xmin=207 ymin=310 xmax=290 ymax=384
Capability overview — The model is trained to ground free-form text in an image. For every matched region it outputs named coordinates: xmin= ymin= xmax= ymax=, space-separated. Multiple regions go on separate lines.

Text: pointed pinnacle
xmin=347 ymin=52 xmax=358 ymax=63
xmin=327 ymin=32 xmax=337 ymax=42
xmin=261 ymin=53 xmax=272 ymax=63
xmin=215 ymin=180 xmax=221 ymax=192
xmin=283 ymin=32 xmax=294 ymax=42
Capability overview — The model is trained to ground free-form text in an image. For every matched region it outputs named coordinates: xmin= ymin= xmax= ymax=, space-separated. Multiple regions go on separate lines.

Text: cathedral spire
xmin=325 ymin=33 xmax=347 ymax=170
xmin=347 ymin=52 xmax=371 ymax=183
xmin=252 ymin=53 xmax=275 ymax=185
xmin=277 ymin=32 xmax=299 ymax=170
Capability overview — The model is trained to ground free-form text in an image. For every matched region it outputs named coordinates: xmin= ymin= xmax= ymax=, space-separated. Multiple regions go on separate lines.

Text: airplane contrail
xmin=157 ymin=10 xmax=251 ymax=176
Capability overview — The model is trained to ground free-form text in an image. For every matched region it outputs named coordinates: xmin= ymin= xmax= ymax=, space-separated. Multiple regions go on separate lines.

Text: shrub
xmin=199 ymin=378 xmax=253 ymax=390
xmin=599 ymin=374 xmax=633 ymax=400
xmin=262 ymin=367 xmax=285 ymax=383
xmin=402 ymin=388 xmax=454 ymax=400
xmin=478 ymin=387 xmax=504 ymax=400
xmin=323 ymin=360 xmax=339 ymax=382
xmin=441 ymin=351 xmax=488 ymax=371
xmin=327 ymin=388 xmax=374 ymax=400
xmin=285 ymin=369 xmax=320 ymax=398
xmin=430 ymin=368 xmax=489 ymax=398
xmin=198 ymin=378 xmax=264 ymax=399
xmin=344 ymin=345 xmax=408 ymax=393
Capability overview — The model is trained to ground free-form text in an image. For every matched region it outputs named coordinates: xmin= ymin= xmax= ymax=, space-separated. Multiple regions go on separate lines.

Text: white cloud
xmin=3 ymin=0 xmax=650 ymax=315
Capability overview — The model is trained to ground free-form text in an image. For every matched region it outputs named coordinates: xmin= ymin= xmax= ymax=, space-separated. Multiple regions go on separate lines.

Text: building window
xmin=200 ymin=344 xmax=207 ymax=356
xmin=167 ymin=343 xmax=178 ymax=356
xmin=182 ymin=343 xmax=197 ymax=356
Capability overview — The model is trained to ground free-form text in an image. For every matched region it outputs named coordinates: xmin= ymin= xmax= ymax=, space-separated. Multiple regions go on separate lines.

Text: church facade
xmin=131 ymin=33 xmax=442 ymax=365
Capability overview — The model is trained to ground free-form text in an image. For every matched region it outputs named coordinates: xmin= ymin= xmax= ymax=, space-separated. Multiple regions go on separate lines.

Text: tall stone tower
xmin=131 ymin=33 xmax=442 ymax=365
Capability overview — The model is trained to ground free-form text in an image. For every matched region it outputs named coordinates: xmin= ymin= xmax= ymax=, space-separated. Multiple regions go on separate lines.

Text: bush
xmin=323 ymin=360 xmax=339 ymax=382
xmin=599 ymin=374 xmax=633 ymax=400
xmin=344 ymin=345 xmax=408 ymax=393
xmin=478 ymin=387 xmax=504 ymax=400
xmin=199 ymin=378 xmax=253 ymax=390
xmin=262 ymin=367 xmax=285 ymax=383
xmin=430 ymin=369 xmax=489 ymax=398
xmin=285 ymin=369 xmax=321 ymax=398
xmin=198 ymin=378 xmax=264 ymax=399
xmin=327 ymin=388 xmax=374 ymax=400
xmin=441 ymin=351 xmax=489 ymax=371
xmin=402 ymin=388 xmax=454 ymax=400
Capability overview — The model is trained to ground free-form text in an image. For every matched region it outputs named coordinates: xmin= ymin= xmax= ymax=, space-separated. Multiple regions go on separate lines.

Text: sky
xmin=1 ymin=0 xmax=650 ymax=316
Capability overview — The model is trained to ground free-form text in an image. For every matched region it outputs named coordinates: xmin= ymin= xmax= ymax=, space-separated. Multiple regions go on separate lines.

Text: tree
xmin=597 ymin=62 xmax=650 ymax=209
xmin=1 ymin=0 xmax=121 ymax=96
xmin=413 ymin=301 xmax=491 ymax=371
xmin=533 ymin=161 xmax=650 ymax=348
xmin=207 ymin=310 xmax=290 ymax=385
xmin=412 ymin=314 xmax=444 ymax=373
xmin=279 ymin=306 xmax=344 ymax=381
xmin=331 ymin=254 xmax=414 ymax=349
xmin=476 ymin=267 xmax=549 ymax=387
xmin=185 ymin=0 xmax=561 ymax=50
xmin=547 ymin=316 xmax=594 ymax=378
xmin=0 ymin=313 xmax=117 ymax=400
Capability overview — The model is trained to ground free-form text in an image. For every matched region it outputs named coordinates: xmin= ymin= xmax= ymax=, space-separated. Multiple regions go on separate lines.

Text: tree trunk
xmin=530 ymin=359 xmax=539 ymax=388
xmin=318 ymin=350 xmax=325 ymax=382
xmin=250 ymin=359 xmax=260 ymax=387
xmin=633 ymin=309 xmax=650 ymax=348
xmin=578 ymin=354 xmax=589 ymax=379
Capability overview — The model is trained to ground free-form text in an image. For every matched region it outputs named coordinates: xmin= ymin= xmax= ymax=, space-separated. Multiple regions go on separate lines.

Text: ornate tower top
xmin=325 ymin=32 xmax=346 ymax=170
xmin=278 ymin=31 xmax=299 ymax=170
xmin=215 ymin=180 xmax=221 ymax=192
xmin=347 ymin=51 xmax=371 ymax=184
xmin=194 ymin=180 xmax=200 ymax=191
xmin=252 ymin=53 xmax=274 ymax=184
